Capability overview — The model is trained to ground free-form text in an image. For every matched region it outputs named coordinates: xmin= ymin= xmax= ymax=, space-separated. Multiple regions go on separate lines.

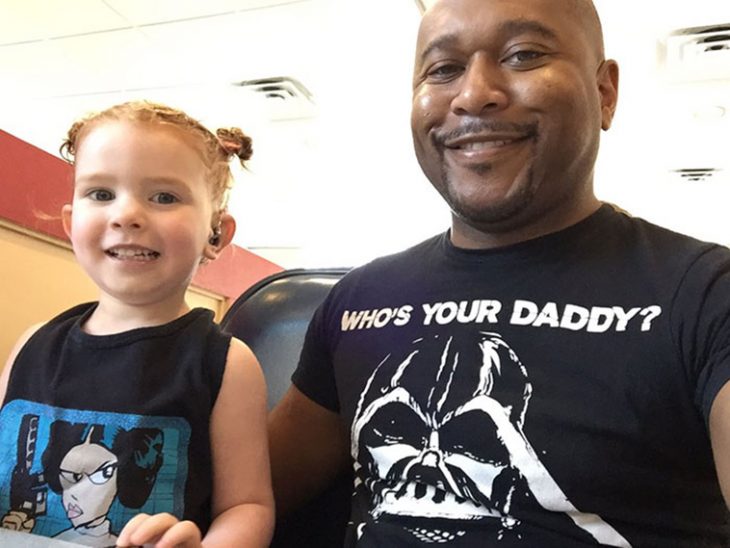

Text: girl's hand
xmin=116 ymin=512 xmax=202 ymax=548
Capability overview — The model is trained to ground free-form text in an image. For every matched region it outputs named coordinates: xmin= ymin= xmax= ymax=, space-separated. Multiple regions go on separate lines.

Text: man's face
xmin=411 ymin=0 xmax=618 ymax=245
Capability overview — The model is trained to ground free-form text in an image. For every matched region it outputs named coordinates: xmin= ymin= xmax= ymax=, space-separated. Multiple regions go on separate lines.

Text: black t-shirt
xmin=0 ymin=304 xmax=229 ymax=546
xmin=293 ymin=204 xmax=730 ymax=547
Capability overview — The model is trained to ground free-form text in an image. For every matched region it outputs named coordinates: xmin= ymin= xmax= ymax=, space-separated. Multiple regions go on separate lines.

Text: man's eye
xmin=151 ymin=192 xmax=179 ymax=205
xmin=88 ymin=189 xmax=114 ymax=201
xmin=427 ymin=63 xmax=463 ymax=81
xmin=504 ymin=50 xmax=546 ymax=67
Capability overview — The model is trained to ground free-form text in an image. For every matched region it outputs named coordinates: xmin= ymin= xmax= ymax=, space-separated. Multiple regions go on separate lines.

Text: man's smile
xmin=433 ymin=121 xmax=538 ymax=163
xmin=442 ymin=133 xmax=536 ymax=166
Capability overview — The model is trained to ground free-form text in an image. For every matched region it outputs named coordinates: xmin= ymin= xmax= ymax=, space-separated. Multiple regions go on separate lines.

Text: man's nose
xmin=110 ymin=196 xmax=145 ymax=230
xmin=450 ymin=56 xmax=509 ymax=115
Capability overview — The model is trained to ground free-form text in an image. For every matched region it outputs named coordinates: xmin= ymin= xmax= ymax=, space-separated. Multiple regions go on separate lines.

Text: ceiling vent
xmin=670 ymin=167 xmax=722 ymax=182
xmin=414 ymin=0 xmax=428 ymax=14
xmin=234 ymin=76 xmax=316 ymax=121
xmin=660 ymin=24 xmax=730 ymax=83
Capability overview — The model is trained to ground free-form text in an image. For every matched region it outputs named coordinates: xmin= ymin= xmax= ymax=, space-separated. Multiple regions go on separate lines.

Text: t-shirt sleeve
xmin=682 ymin=245 xmax=730 ymax=422
xmin=291 ymin=292 xmax=341 ymax=412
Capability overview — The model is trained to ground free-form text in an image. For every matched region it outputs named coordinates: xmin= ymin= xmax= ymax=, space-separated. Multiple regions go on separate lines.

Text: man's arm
xmin=268 ymin=385 xmax=350 ymax=517
xmin=709 ymin=381 xmax=730 ymax=507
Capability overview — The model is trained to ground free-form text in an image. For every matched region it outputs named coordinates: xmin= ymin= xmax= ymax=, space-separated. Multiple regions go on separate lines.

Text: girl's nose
xmin=110 ymin=197 xmax=145 ymax=230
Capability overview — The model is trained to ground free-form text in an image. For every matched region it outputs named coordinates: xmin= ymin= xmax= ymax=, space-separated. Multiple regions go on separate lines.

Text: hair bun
xmin=216 ymin=127 xmax=253 ymax=164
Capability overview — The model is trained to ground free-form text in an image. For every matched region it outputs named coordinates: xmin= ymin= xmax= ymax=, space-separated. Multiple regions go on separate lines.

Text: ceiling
xmin=1 ymin=0 xmax=729 ymax=269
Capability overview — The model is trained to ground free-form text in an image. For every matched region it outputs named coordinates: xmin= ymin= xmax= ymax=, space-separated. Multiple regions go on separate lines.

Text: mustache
xmin=432 ymin=120 xmax=538 ymax=146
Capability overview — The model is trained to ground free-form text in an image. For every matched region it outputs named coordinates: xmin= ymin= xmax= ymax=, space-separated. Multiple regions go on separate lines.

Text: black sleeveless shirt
xmin=0 ymin=303 xmax=229 ymax=546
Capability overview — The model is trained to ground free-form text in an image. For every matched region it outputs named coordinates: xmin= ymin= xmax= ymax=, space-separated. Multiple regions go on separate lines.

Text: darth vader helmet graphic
xmin=351 ymin=332 xmax=531 ymax=522
xmin=349 ymin=330 xmax=630 ymax=546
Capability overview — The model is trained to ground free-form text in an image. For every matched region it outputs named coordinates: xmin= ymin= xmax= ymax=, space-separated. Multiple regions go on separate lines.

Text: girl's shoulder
xmin=0 ymin=303 xmax=93 ymax=405
xmin=0 ymin=322 xmax=45 ymax=405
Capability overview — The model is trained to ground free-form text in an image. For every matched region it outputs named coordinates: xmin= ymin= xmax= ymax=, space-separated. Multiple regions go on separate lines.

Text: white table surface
xmin=0 ymin=528 xmax=88 ymax=547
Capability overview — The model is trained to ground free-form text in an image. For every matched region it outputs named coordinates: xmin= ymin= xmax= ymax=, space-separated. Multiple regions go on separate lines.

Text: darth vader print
xmin=349 ymin=331 xmax=630 ymax=546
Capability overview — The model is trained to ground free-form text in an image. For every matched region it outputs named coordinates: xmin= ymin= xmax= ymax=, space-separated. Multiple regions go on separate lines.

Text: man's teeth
xmin=107 ymin=249 xmax=159 ymax=260
xmin=458 ymin=140 xmax=513 ymax=151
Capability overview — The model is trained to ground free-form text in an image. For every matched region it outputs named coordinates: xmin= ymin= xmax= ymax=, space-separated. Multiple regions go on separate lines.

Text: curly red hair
xmin=60 ymin=100 xmax=252 ymax=217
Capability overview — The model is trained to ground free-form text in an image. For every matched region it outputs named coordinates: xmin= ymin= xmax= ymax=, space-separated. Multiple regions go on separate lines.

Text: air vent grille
xmin=671 ymin=168 xmax=722 ymax=182
xmin=234 ymin=76 xmax=316 ymax=121
xmin=661 ymin=24 xmax=730 ymax=82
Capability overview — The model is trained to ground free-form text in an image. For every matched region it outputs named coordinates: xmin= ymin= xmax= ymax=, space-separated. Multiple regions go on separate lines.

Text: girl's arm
xmin=1 ymin=324 xmax=44 ymax=533
xmin=117 ymin=337 xmax=275 ymax=548
xmin=204 ymin=337 xmax=275 ymax=546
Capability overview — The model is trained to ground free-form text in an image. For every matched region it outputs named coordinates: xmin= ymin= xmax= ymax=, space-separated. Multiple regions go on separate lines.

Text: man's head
xmin=411 ymin=0 xmax=619 ymax=248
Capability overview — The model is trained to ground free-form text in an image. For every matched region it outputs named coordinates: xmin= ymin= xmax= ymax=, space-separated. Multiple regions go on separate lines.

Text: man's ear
xmin=61 ymin=204 xmax=73 ymax=240
xmin=203 ymin=213 xmax=236 ymax=261
xmin=597 ymin=59 xmax=619 ymax=131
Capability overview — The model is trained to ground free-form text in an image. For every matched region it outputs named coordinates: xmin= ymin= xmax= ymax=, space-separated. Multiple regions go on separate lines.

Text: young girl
xmin=0 ymin=101 xmax=274 ymax=547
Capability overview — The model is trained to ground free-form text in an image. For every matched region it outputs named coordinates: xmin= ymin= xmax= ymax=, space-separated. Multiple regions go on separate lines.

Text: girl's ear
xmin=203 ymin=213 xmax=236 ymax=261
xmin=61 ymin=204 xmax=73 ymax=240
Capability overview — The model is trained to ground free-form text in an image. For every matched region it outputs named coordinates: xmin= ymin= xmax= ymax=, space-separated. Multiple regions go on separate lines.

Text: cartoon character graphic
xmin=49 ymin=426 xmax=119 ymax=545
xmin=2 ymin=418 xmax=163 ymax=547
xmin=350 ymin=331 xmax=630 ymax=546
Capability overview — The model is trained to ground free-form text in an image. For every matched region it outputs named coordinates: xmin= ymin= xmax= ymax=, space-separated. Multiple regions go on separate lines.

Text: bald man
xmin=269 ymin=1 xmax=730 ymax=546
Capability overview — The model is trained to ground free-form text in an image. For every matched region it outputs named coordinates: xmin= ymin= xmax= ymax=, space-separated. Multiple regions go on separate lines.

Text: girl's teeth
xmin=108 ymin=249 xmax=159 ymax=260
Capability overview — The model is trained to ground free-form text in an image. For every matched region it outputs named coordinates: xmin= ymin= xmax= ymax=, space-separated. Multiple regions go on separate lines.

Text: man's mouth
xmin=443 ymin=136 xmax=530 ymax=152
xmin=105 ymin=246 xmax=160 ymax=261
xmin=434 ymin=121 xmax=538 ymax=156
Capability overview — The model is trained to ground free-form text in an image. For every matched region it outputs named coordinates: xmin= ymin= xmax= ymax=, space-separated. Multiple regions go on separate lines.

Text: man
xmin=269 ymin=0 xmax=730 ymax=545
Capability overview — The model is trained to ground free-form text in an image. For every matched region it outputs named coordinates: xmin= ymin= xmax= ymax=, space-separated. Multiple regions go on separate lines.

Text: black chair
xmin=221 ymin=268 xmax=352 ymax=548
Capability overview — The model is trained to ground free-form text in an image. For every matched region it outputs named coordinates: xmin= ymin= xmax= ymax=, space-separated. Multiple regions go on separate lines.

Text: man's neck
xmin=450 ymin=198 xmax=602 ymax=250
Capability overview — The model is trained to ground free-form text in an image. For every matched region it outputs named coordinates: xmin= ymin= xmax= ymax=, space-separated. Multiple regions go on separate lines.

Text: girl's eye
xmin=151 ymin=192 xmax=179 ymax=205
xmin=88 ymin=189 xmax=114 ymax=201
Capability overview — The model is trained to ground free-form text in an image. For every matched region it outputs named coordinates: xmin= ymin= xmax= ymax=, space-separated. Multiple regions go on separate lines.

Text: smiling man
xmin=268 ymin=1 xmax=730 ymax=546
xmin=410 ymin=0 xmax=613 ymax=249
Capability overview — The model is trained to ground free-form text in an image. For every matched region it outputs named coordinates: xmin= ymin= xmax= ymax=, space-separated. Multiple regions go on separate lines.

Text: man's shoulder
xmin=322 ymin=233 xmax=446 ymax=304
xmin=345 ymin=232 xmax=446 ymax=279
xmin=608 ymin=204 xmax=728 ymax=259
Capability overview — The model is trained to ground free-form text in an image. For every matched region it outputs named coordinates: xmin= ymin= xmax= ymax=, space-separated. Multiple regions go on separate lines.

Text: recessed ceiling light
xmin=692 ymin=105 xmax=726 ymax=119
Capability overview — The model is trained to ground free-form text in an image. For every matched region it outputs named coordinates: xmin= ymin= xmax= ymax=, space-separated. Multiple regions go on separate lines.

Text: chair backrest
xmin=220 ymin=268 xmax=352 ymax=548
xmin=221 ymin=268 xmax=349 ymax=409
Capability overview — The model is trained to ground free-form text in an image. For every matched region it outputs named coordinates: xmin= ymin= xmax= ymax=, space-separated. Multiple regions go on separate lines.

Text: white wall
xmin=594 ymin=0 xmax=730 ymax=245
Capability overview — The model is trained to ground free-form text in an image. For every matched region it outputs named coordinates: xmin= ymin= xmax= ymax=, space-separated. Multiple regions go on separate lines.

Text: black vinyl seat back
xmin=221 ymin=268 xmax=349 ymax=409
xmin=220 ymin=268 xmax=352 ymax=547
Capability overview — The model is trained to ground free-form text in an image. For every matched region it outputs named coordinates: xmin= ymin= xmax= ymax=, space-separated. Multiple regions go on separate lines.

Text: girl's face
xmin=58 ymin=441 xmax=118 ymax=528
xmin=62 ymin=121 xmax=217 ymax=313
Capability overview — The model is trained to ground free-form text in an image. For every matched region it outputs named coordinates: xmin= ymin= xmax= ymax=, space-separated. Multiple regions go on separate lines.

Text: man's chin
xmin=448 ymin=190 xmax=536 ymax=232
xmin=441 ymin=166 xmax=536 ymax=225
